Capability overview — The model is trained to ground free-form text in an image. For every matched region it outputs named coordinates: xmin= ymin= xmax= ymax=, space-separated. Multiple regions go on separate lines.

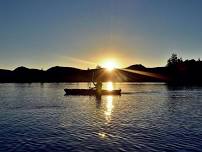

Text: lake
xmin=0 ymin=83 xmax=202 ymax=152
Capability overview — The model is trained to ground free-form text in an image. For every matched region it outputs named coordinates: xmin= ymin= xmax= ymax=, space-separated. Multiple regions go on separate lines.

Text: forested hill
xmin=0 ymin=54 xmax=202 ymax=84
xmin=0 ymin=66 xmax=166 ymax=82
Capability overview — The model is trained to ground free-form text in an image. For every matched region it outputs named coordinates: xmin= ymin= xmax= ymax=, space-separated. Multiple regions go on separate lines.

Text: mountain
xmin=0 ymin=65 xmax=167 ymax=83
xmin=0 ymin=62 xmax=202 ymax=84
xmin=126 ymin=64 xmax=146 ymax=70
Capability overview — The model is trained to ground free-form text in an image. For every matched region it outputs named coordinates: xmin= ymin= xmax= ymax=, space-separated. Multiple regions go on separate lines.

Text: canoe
xmin=64 ymin=89 xmax=121 ymax=96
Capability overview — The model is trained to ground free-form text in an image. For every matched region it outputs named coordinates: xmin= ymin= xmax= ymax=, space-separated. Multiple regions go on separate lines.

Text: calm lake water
xmin=0 ymin=83 xmax=202 ymax=152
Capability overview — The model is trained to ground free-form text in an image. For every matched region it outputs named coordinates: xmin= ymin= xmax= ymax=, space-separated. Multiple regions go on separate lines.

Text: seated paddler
xmin=93 ymin=80 xmax=102 ymax=94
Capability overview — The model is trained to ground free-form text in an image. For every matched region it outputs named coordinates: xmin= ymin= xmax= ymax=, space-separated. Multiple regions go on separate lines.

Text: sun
xmin=102 ymin=60 xmax=117 ymax=71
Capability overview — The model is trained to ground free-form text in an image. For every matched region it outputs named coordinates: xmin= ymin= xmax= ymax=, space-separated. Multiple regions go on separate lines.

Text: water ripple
xmin=0 ymin=83 xmax=202 ymax=151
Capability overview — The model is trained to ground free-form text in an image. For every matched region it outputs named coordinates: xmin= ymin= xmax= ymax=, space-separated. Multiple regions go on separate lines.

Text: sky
xmin=1 ymin=0 xmax=202 ymax=70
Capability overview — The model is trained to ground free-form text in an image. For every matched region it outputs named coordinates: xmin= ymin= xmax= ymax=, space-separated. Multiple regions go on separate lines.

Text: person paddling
xmin=93 ymin=80 xmax=102 ymax=95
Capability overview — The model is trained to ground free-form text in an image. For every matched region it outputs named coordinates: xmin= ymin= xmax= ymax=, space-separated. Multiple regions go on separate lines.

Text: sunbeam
xmin=120 ymin=68 xmax=168 ymax=81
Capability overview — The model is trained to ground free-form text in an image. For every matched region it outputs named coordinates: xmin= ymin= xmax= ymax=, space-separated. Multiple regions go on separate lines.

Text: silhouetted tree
xmin=167 ymin=53 xmax=183 ymax=67
xmin=96 ymin=65 xmax=102 ymax=69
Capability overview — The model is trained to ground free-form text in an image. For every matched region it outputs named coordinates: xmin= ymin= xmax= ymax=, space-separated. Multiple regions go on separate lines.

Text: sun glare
xmin=102 ymin=60 xmax=117 ymax=71
xmin=106 ymin=82 xmax=113 ymax=91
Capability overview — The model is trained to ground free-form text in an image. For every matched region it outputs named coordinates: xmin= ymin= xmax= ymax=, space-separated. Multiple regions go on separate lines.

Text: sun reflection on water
xmin=97 ymin=82 xmax=115 ymax=139
xmin=98 ymin=96 xmax=114 ymax=139
xmin=98 ymin=132 xmax=107 ymax=138
xmin=106 ymin=82 xmax=113 ymax=91
xmin=105 ymin=96 xmax=113 ymax=123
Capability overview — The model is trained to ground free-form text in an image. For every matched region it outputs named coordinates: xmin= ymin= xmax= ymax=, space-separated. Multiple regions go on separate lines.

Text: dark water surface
xmin=0 ymin=83 xmax=202 ymax=152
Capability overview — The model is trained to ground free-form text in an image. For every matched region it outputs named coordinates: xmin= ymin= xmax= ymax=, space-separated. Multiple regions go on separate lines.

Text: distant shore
xmin=0 ymin=59 xmax=202 ymax=84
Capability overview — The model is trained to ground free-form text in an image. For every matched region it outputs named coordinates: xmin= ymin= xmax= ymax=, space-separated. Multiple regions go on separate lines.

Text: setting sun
xmin=102 ymin=60 xmax=117 ymax=71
